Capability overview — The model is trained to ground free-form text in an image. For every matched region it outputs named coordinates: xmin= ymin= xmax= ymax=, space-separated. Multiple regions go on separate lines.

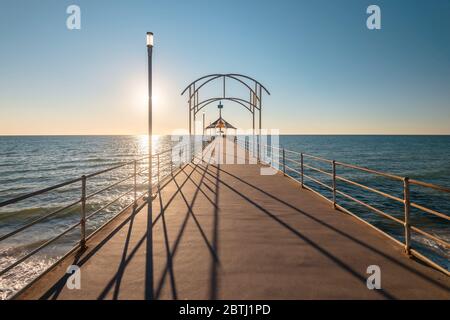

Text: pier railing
xmin=0 ymin=142 xmax=192 ymax=297
xmin=241 ymin=139 xmax=449 ymax=276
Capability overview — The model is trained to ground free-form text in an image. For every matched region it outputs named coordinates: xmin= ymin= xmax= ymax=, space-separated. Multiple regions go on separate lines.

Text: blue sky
xmin=0 ymin=0 xmax=449 ymax=134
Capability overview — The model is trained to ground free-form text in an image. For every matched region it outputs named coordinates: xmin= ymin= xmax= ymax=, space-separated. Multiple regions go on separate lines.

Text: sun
xmin=132 ymin=85 xmax=161 ymax=111
xmin=152 ymin=94 xmax=159 ymax=105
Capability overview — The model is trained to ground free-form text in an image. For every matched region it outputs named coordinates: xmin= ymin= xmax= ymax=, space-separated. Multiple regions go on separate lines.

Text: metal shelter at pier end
xmin=204 ymin=101 xmax=237 ymax=136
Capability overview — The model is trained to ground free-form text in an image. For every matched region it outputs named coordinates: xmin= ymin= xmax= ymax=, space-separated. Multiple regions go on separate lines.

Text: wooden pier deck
xmin=19 ymin=138 xmax=449 ymax=300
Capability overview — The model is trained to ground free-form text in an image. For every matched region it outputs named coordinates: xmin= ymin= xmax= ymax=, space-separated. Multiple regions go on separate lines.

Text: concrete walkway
xmin=19 ymin=138 xmax=450 ymax=299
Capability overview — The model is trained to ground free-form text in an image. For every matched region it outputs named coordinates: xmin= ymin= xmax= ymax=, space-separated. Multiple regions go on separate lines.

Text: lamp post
xmin=217 ymin=101 xmax=223 ymax=136
xmin=218 ymin=101 xmax=223 ymax=118
xmin=146 ymin=32 xmax=153 ymax=214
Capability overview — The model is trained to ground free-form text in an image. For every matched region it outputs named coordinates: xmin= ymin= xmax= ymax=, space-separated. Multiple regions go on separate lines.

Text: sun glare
xmin=138 ymin=134 xmax=161 ymax=153
xmin=133 ymin=85 xmax=161 ymax=112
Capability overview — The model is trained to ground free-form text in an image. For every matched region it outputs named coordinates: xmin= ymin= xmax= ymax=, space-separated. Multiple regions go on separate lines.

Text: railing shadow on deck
xmin=236 ymin=138 xmax=449 ymax=276
xmin=153 ymin=143 xmax=221 ymax=300
xmin=1 ymin=141 xmax=199 ymax=300
xmin=38 ymin=159 xmax=204 ymax=300
xmin=189 ymin=161 xmax=449 ymax=294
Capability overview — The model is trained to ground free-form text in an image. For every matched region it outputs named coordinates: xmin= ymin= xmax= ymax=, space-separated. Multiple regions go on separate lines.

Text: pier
xmin=15 ymin=137 xmax=450 ymax=300
xmin=1 ymin=1 xmax=450 ymax=306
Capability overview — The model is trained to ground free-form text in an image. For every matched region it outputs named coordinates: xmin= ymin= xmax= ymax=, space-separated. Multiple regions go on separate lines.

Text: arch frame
xmin=181 ymin=73 xmax=269 ymax=161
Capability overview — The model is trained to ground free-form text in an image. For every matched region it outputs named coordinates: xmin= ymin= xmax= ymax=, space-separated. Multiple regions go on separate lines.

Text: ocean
xmin=0 ymin=135 xmax=449 ymax=299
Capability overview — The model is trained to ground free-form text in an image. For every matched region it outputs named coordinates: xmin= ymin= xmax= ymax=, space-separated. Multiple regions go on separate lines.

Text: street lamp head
xmin=146 ymin=32 xmax=154 ymax=47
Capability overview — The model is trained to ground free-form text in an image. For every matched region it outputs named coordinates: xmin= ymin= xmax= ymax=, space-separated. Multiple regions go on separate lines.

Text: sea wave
xmin=0 ymin=254 xmax=58 ymax=300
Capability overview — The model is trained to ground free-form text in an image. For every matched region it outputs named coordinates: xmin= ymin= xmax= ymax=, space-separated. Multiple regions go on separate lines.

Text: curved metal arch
xmin=194 ymin=96 xmax=258 ymax=111
xmin=184 ymin=74 xmax=266 ymax=104
xmin=194 ymin=97 xmax=254 ymax=115
xmin=225 ymin=73 xmax=270 ymax=95
xmin=181 ymin=73 xmax=270 ymax=98
xmin=186 ymin=74 xmax=228 ymax=102
xmin=180 ymin=74 xmax=222 ymax=95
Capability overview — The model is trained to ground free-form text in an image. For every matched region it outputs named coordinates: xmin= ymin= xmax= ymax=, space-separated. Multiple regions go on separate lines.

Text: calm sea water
xmin=0 ymin=135 xmax=449 ymax=298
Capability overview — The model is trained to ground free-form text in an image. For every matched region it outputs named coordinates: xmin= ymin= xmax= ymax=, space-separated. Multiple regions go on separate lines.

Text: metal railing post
xmin=201 ymin=142 xmax=205 ymax=162
xmin=80 ymin=175 xmax=87 ymax=249
xmin=179 ymin=146 xmax=182 ymax=168
xmin=263 ymin=144 xmax=266 ymax=163
xmin=133 ymin=160 xmax=137 ymax=207
xmin=191 ymin=138 xmax=195 ymax=162
xmin=282 ymin=148 xmax=286 ymax=175
xmin=332 ymin=160 xmax=336 ymax=209
xmin=300 ymin=153 xmax=304 ymax=188
xmin=271 ymin=145 xmax=274 ymax=166
xmin=403 ymin=177 xmax=411 ymax=255
xmin=257 ymin=139 xmax=260 ymax=163
xmin=170 ymin=147 xmax=173 ymax=173
xmin=157 ymin=154 xmax=160 ymax=187
xmin=186 ymin=144 xmax=189 ymax=164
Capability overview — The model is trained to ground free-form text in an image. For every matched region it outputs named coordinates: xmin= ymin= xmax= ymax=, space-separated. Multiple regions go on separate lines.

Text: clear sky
xmin=0 ymin=0 xmax=449 ymax=135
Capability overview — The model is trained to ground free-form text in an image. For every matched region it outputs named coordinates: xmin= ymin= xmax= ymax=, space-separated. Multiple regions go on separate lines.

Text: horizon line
xmin=1 ymin=133 xmax=450 ymax=137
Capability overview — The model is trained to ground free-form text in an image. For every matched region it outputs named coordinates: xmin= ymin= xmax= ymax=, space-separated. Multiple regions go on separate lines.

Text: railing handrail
xmin=334 ymin=160 xmax=404 ymax=181
xmin=0 ymin=177 xmax=83 ymax=208
xmin=0 ymin=147 xmax=178 ymax=209
xmin=409 ymin=178 xmax=450 ymax=193
xmin=242 ymin=139 xmax=450 ymax=194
